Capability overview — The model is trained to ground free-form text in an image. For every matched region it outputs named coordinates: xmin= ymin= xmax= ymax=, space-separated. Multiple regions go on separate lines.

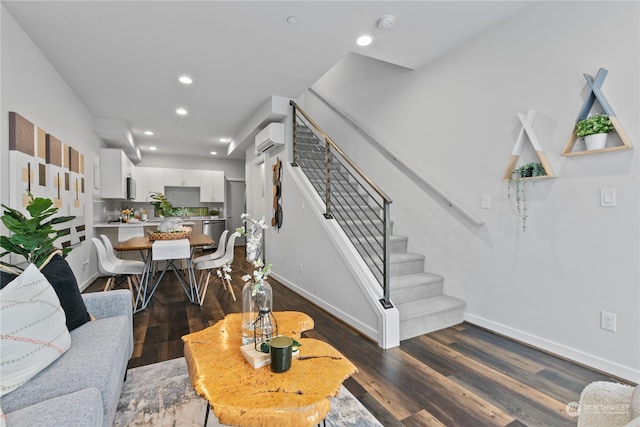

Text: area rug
xmin=114 ymin=357 xmax=382 ymax=427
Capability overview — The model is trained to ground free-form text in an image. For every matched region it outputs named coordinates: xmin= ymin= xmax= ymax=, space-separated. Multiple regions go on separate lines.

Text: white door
xmin=227 ymin=179 xmax=246 ymax=246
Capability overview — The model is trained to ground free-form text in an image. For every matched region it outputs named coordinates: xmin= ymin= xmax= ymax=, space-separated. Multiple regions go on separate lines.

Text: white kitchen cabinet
xmin=212 ymin=170 xmax=225 ymax=202
xmin=131 ymin=167 xmax=148 ymax=202
xmin=133 ymin=167 xmax=164 ymax=202
xmin=200 ymin=170 xmax=225 ymax=202
xmin=182 ymin=169 xmax=201 ymax=187
xmin=146 ymin=168 xmax=164 ymax=196
xmin=100 ymin=148 xmax=133 ymax=199
xmin=164 ymin=168 xmax=201 ymax=187
xmin=163 ymin=168 xmax=182 ymax=187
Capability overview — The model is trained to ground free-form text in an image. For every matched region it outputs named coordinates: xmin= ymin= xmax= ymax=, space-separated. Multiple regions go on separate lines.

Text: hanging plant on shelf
xmin=507 ymin=162 xmax=546 ymax=232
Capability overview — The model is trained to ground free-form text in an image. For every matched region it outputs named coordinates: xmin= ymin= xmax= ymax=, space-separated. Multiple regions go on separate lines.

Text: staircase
xmin=292 ymin=114 xmax=466 ymax=341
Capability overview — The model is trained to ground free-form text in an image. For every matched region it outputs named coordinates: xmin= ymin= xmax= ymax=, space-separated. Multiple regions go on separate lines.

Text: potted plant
xmin=507 ymin=162 xmax=546 ymax=232
xmin=574 ymin=114 xmax=615 ymax=150
xmin=1 ymin=191 xmax=75 ymax=270
xmin=149 ymin=192 xmax=174 ymax=218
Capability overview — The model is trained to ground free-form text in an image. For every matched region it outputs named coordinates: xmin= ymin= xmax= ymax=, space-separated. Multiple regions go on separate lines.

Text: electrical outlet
xmin=601 ymin=311 xmax=616 ymax=332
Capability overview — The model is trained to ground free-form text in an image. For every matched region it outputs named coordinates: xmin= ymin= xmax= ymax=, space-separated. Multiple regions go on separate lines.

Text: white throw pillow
xmin=0 ymin=264 xmax=71 ymax=396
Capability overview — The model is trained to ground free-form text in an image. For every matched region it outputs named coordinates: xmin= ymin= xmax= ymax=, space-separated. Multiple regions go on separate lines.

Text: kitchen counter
xmin=94 ymin=221 xmax=196 ymax=228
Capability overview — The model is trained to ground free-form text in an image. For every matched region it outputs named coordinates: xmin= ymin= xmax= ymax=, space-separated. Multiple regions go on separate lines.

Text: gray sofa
xmin=2 ymin=289 xmax=133 ymax=427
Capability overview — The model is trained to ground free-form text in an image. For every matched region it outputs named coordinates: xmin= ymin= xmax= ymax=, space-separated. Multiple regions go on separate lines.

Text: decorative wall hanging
xmin=8 ymin=112 xmax=86 ymax=248
xmin=562 ymin=68 xmax=633 ymax=156
xmin=271 ymin=158 xmax=282 ymax=230
xmin=503 ymin=110 xmax=555 ymax=181
xmin=503 ymin=110 xmax=555 ymax=232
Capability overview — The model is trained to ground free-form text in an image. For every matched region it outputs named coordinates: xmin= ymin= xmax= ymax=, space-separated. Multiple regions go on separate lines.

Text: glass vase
xmin=241 ymin=280 xmax=272 ymax=345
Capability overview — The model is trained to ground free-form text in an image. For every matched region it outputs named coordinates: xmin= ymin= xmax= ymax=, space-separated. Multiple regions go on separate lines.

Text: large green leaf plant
xmin=1 ymin=191 xmax=75 ymax=271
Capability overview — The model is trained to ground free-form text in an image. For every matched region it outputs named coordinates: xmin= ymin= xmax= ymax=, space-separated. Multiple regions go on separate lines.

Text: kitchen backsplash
xmin=164 ymin=186 xmax=199 ymax=206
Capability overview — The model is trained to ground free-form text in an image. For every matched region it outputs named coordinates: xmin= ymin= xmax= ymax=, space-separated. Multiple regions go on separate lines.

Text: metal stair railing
xmin=291 ymin=100 xmax=393 ymax=309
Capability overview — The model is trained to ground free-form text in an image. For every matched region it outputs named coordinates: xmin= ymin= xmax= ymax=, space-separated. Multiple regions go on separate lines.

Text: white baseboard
xmin=270 ymin=271 xmax=379 ymax=341
xmin=79 ymin=273 xmax=98 ymax=292
xmin=465 ymin=313 xmax=639 ymax=384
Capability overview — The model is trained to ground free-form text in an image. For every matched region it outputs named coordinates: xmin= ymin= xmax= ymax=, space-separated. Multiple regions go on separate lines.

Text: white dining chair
xmin=194 ymin=231 xmax=240 ymax=305
xmin=100 ymin=234 xmax=145 ymax=269
xmin=92 ymin=237 xmax=144 ymax=306
xmin=193 ymin=229 xmax=228 ymax=265
xmin=117 ymin=225 xmax=144 ymax=244
xmin=150 ymin=239 xmax=196 ymax=303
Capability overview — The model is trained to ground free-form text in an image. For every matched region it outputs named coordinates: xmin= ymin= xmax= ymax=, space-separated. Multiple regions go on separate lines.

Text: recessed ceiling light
xmin=176 ymin=108 xmax=188 ymax=115
xmin=179 ymin=75 xmax=193 ymax=84
xmin=210 ymin=151 xmax=217 ymax=155
xmin=357 ymin=35 xmax=372 ymax=47
xmin=286 ymin=16 xmax=299 ymax=25
xmin=144 ymin=130 xmax=154 ymax=136
xmin=149 ymin=146 xmax=157 ymax=151
xmin=219 ymin=137 xmax=231 ymax=143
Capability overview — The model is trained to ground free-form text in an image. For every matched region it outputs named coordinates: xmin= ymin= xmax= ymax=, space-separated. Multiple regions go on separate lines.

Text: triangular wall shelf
xmin=503 ymin=110 xmax=555 ymax=181
xmin=562 ymin=68 xmax=633 ymax=157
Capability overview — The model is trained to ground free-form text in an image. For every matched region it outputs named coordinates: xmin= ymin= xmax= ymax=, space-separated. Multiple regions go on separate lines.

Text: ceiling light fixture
xmin=179 ymin=75 xmax=193 ymax=84
xmin=219 ymin=137 xmax=231 ymax=143
xmin=377 ymin=14 xmax=395 ymax=30
xmin=210 ymin=151 xmax=217 ymax=155
xmin=176 ymin=108 xmax=188 ymax=115
xmin=286 ymin=16 xmax=299 ymax=25
xmin=149 ymin=146 xmax=157 ymax=151
xmin=356 ymin=35 xmax=372 ymax=47
xmin=144 ymin=130 xmax=154 ymax=136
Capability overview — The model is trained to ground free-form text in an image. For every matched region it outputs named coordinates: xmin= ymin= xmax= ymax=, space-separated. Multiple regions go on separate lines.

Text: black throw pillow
xmin=40 ymin=254 xmax=91 ymax=331
xmin=1 ymin=270 xmax=18 ymax=289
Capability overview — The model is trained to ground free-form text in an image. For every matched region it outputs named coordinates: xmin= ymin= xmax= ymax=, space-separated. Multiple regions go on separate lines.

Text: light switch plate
xmin=481 ymin=195 xmax=491 ymax=209
xmin=600 ymin=188 xmax=616 ymax=207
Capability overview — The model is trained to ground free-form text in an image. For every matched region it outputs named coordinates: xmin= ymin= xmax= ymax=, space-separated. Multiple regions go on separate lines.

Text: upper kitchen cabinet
xmin=164 ymin=168 xmax=201 ymax=187
xmin=146 ymin=168 xmax=164 ymax=195
xmin=132 ymin=167 xmax=164 ymax=202
xmin=100 ymin=148 xmax=134 ymax=199
xmin=200 ymin=170 xmax=225 ymax=202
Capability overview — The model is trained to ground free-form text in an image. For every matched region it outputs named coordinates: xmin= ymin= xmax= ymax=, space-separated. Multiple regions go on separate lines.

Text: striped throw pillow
xmin=0 ymin=264 xmax=71 ymax=396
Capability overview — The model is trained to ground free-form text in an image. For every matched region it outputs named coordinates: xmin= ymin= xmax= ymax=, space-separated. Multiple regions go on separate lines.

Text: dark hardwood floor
xmin=84 ymin=247 xmax=630 ymax=426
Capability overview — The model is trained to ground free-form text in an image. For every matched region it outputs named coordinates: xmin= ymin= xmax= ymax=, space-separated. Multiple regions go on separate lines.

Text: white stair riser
xmin=392 ymin=281 xmax=443 ymax=304
xmin=390 ymin=258 xmax=424 ymax=276
xmin=399 ymin=306 xmax=466 ymax=341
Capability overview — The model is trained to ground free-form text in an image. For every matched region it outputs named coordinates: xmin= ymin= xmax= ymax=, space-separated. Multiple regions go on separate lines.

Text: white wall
xmin=300 ymin=1 xmax=639 ymax=381
xmin=1 ymin=6 xmax=102 ymax=288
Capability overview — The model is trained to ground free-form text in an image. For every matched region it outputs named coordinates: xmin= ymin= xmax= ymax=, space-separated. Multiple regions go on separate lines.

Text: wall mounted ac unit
xmin=255 ymin=122 xmax=284 ymax=153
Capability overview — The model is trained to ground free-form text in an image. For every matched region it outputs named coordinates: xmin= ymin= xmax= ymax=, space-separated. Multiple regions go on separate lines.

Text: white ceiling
xmin=3 ymin=1 xmax=532 ymax=161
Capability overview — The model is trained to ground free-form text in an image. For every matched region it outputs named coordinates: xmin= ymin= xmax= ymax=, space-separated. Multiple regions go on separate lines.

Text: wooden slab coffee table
xmin=182 ymin=311 xmax=357 ymax=427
